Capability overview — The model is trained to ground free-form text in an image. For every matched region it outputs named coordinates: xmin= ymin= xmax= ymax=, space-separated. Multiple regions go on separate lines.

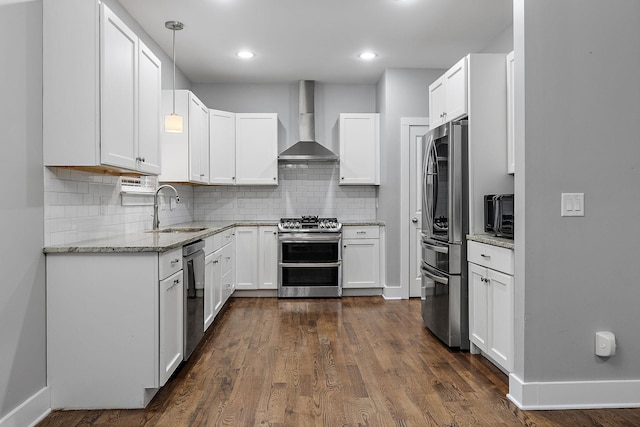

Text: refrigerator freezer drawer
xmin=421 ymin=263 xmax=469 ymax=350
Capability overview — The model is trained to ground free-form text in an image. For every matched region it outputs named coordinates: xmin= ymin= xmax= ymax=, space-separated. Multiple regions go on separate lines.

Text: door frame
xmin=399 ymin=117 xmax=429 ymax=300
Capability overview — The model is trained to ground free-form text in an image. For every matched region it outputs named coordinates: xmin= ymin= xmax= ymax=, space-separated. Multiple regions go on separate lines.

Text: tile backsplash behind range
xmin=194 ymin=163 xmax=377 ymax=221
xmin=45 ymin=162 xmax=377 ymax=246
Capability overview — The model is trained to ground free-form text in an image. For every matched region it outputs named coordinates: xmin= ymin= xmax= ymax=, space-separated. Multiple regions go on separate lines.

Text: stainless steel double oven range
xmin=421 ymin=120 xmax=470 ymax=349
xmin=278 ymin=216 xmax=343 ymax=298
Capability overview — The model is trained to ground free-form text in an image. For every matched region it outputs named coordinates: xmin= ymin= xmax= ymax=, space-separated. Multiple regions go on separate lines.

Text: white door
xmin=409 ymin=123 xmax=429 ymax=297
xmin=209 ymin=109 xmax=236 ymax=184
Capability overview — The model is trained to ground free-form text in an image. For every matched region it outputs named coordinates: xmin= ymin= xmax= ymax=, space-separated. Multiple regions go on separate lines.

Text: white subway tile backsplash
xmin=44 ymin=162 xmax=376 ymax=246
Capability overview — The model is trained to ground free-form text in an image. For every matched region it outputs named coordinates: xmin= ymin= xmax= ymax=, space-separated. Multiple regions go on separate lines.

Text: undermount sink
xmin=147 ymin=227 xmax=208 ymax=233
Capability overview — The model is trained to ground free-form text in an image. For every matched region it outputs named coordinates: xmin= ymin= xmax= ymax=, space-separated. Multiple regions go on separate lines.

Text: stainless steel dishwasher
xmin=183 ymin=240 xmax=205 ymax=360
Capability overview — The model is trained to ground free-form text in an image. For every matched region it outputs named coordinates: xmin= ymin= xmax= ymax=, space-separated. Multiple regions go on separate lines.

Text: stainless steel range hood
xmin=278 ymin=81 xmax=339 ymax=162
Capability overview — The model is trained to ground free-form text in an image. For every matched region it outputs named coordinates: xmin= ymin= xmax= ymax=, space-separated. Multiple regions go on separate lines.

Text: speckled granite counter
xmin=467 ymin=234 xmax=515 ymax=250
xmin=342 ymin=221 xmax=385 ymax=226
xmin=43 ymin=221 xmax=277 ymax=254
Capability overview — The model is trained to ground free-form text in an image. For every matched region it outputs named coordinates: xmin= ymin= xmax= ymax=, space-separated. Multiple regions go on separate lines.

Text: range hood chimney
xmin=278 ymin=80 xmax=339 ymax=162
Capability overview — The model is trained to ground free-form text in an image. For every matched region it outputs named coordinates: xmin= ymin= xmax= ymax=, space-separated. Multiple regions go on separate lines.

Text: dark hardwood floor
xmin=39 ymin=297 xmax=640 ymax=426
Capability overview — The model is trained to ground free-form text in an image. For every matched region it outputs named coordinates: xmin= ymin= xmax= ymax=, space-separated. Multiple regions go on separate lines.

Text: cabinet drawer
xmin=159 ymin=247 xmax=183 ymax=280
xmin=343 ymin=226 xmax=379 ymax=239
xmin=206 ymin=228 xmax=234 ymax=254
xmin=467 ymin=240 xmax=514 ymax=275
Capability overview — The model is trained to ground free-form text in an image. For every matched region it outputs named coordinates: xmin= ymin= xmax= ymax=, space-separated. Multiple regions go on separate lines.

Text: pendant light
xmin=164 ymin=20 xmax=184 ymax=133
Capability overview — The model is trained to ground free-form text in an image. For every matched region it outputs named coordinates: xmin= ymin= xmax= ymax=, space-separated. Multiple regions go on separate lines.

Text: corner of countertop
xmin=466 ymin=234 xmax=515 ymax=250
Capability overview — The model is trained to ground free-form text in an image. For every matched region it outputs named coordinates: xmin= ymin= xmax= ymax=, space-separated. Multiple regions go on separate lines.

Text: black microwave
xmin=484 ymin=194 xmax=514 ymax=239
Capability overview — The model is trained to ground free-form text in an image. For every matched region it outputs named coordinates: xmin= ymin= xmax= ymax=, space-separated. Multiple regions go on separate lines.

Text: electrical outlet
xmin=561 ymin=193 xmax=584 ymax=217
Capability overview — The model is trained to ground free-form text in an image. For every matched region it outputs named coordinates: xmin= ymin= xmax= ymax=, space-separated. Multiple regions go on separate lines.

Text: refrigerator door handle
xmin=421 ymin=263 xmax=449 ymax=285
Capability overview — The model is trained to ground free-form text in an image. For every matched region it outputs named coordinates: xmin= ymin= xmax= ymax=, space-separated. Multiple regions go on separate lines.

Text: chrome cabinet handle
xmin=411 ymin=217 xmax=418 ymax=223
xmin=480 ymin=254 xmax=491 ymax=259
xmin=171 ymin=258 xmax=180 ymax=265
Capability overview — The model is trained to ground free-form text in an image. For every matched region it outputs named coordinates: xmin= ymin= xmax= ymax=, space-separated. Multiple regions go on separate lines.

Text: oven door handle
xmin=420 ymin=237 xmax=449 ymax=254
xmin=278 ymin=235 xmax=342 ymax=243
xmin=279 ymin=262 xmax=341 ymax=268
xmin=420 ymin=263 xmax=449 ymax=285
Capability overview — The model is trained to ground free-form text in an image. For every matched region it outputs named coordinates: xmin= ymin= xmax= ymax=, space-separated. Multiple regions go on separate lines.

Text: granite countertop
xmin=467 ymin=234 xmax=515 ymax=250
xmin=43 ymin=220 xmax=385 ymax=254
xmin=342 ymin=221 xmax=385 ymax=226
xmin=43 ymin=221 xmax=277 ymax=254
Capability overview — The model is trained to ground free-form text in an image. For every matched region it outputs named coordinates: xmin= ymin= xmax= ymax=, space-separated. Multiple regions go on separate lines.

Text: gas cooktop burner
xmin=278 ymin=216 xmax=342 ymax=232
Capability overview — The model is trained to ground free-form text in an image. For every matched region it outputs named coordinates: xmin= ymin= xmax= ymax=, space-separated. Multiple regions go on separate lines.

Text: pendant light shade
xmin=164 ymin=20 xmax=184 ymax=133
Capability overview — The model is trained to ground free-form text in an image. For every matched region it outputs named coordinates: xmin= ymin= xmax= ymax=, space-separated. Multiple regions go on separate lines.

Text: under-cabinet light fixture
xmin=164 ymin=20 xmax=184 ymax=133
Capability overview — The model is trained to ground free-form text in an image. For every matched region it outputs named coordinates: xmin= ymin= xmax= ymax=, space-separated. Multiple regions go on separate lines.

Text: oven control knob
xmin=294 ymin=221 xmax=301 ymax=229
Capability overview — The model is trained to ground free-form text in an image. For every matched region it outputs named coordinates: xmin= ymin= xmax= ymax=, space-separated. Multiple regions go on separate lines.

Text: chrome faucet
xmin=153 ymin=184 xmax=180 ymax=230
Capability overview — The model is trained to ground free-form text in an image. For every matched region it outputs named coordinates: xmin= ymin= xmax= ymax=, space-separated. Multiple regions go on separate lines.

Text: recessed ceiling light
xmin=237 ymin=51 xmax=255 ymax=59
xmin=359 ymin=51 xmax=377 ymax=60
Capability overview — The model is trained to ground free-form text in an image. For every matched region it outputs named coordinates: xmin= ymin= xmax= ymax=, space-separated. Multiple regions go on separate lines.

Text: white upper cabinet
xmin=235 ymin=113 xmax=278 ymax=185
xmin=189 ymin=95 xmax=210 ymax=183
xmin=137 ymin=43 xmax=162 ymax=175
xmin=43 ymin=1 xmax=161 ymax=175
xmin=339 ymin=113 xmax=380 ymax=185
xmin=209 ymin=109 xmax=236 ymax=185
xmin=100 ymin=6 xmax=137 ymax=170
xmin=429 ymin=56 xmax=468 ymax=128
xmin=506 ymin=51 xmax=515 ymax=175
xmin=159 ymin=90 xmax=209 ymax=184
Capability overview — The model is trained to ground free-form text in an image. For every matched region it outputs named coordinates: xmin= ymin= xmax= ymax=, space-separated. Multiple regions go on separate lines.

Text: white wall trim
xmin=0 ymin=387 xmax=50 ymax=427
xmin=382 ymin=286 xmax=403 ymax=300
xmin=508 ymin=374 xmax=640 ymax=410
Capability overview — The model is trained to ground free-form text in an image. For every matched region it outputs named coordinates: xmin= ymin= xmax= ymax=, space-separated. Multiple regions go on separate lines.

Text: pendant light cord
xmin=172 ymin=28 xmax=176 ymax=115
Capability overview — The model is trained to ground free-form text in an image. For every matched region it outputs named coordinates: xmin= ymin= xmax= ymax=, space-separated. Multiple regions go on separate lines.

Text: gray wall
xmin=376 ymin=68 xmax=445 ymax=287
xmin=0 ymin=0 xmax=46 ymax=420
xmin=482 ymin=23 xmax=514 ymax=53
xmin=103 ymin=0 xmax=191 ymax=91
xmin=191 ymin=82 xmax=376 ymax=155
xmin=514 ymin=0 xmax=640 ymax=382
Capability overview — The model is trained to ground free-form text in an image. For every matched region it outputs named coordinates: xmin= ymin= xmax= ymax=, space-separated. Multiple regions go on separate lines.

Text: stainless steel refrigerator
xmin=420 ymin=120 xmax=469 ymax=349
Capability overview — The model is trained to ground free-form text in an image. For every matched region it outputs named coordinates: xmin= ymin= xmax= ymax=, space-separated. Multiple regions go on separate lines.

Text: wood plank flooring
xmin=38 ymin=297 xmax=640 ymax=426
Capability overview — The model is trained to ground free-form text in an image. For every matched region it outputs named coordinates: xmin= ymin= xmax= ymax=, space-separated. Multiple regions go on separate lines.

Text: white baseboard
xmin=0 ymin=387 xmax=50 ymax=427
xmin=508 ymin=373 xmax=640 ymax=410
xmin=382 ymin=286 xmax=403 ymax=300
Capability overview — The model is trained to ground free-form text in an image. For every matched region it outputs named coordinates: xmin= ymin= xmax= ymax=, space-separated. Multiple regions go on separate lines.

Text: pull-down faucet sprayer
xmin=153 ymin=184 xmax=180 ymax=230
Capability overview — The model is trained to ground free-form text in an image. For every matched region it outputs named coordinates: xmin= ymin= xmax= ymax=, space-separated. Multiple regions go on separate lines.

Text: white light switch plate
xmin=561 ymin=193 xmax=584 ymax=217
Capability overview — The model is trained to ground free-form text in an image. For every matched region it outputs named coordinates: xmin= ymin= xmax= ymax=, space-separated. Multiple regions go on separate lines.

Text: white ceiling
xmin=119 ymin=0 xmax=513 ymax=85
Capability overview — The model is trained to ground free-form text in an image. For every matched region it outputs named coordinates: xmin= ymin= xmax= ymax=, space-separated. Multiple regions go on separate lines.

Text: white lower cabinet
xmin=342 ymin=226 xmax=381 ymax=289
xmin=46 ymin=248 xmax=184 ymax=409
xmin=235 ymin=225 xmax=278 ymax=290
xmin=468 ymin=240 xmax=514 ymax=372
xmin=204 ymin=251 xmax=221 ymax=331
xmin=159 ymin=270 xmax=184 ymax=385
xmin=204 ymin=228 xmax=235 ymax=330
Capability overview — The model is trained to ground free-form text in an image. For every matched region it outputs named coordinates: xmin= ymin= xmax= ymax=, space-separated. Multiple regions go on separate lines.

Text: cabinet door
xmin=235 ymin=114 xmax=278 ymax=185
xmin=204 ymin=252 xmax=221 ymax=331
xmin=137 ymin=41 xmax=161 ymax=174
xmin=235 ymin=227 xmax=258 ymax=289
xmin=428 ymin=76 xmax=446 ymax=128
xmin=468 ymin=262 xmax=488 ymax=352
xmin=506 ymin=51 xmax=515 ymax=175
xmin=189 ymin=94 xmax=210 ymax=183
xmin=342 ymin=238 xmax=380 ymax=288
xmin=100 ymin=4 xmax=137 ymax=170
xmin=258 ymin=226 xmax=278 ymax=289
xmin=159 ymin=270 xmax=183 ymax=386
xmin=444 ymin=56 xmax=468 ymax=121
xmin=488 ymin=269 xmax=514 ymax=371
xmin=339 ymin=113 xmax=380 ymax=185
xmin=209 ymin=109 xmax=236 ymax=184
